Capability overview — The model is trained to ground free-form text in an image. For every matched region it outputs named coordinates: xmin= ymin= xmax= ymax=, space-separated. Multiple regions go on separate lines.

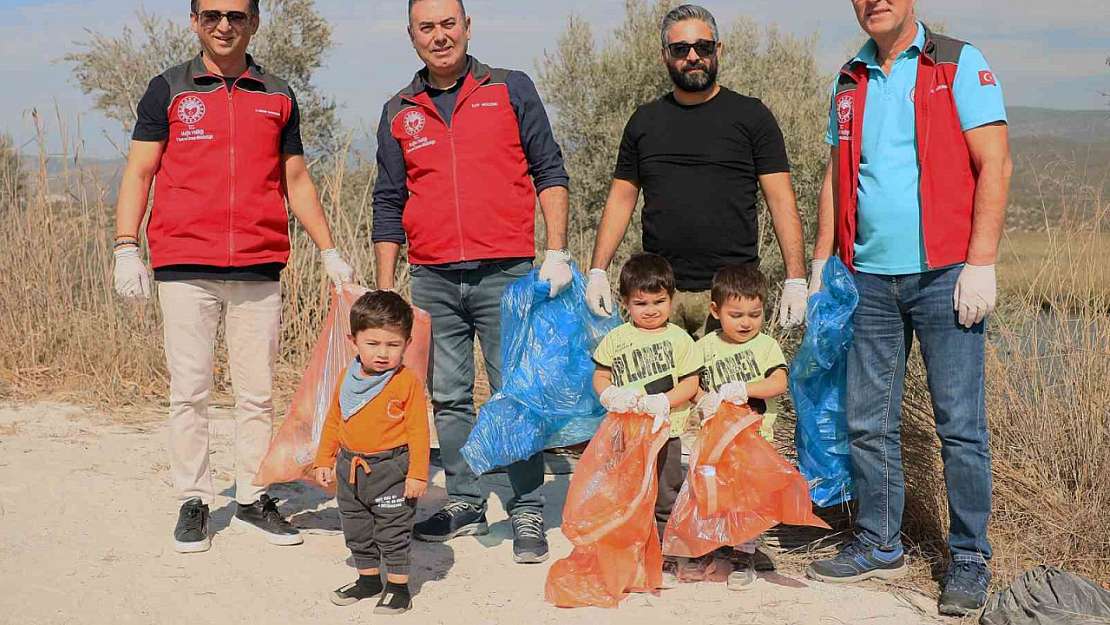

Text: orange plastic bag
xmin=545 ymin=411 xmax=670 ymax=608
xmin=662 ymin=402 xmax=830 ymax=558
xmin=253 ymin=285 xmax=431 ymax=488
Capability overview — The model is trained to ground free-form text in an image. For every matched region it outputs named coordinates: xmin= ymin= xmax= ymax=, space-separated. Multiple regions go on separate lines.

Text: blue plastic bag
xmin=789 ymin=257 xmax=858 ymax=507
xmin=462 ymin=267 xmax=622 ymax=475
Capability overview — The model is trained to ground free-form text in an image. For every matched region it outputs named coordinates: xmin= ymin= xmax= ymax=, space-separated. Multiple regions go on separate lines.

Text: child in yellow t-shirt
xmin=695 ymin=264 xmax=789 ymax=588
xmin=592 ymin=253 xmax=702 ymax=586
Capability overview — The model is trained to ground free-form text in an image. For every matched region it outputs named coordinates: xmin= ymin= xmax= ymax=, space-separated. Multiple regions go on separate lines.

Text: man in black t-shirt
xmin=586 ymin=4 xmax=808 ymax=335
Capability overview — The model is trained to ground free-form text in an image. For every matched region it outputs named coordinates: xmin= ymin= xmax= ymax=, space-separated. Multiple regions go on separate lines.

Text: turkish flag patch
xmin=979 ymin=70 xmax=996 ymax=86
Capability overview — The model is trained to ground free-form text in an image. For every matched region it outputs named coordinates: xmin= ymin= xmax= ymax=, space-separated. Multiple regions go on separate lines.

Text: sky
xmin=5 ymin=0 xmax=1108 ymax=158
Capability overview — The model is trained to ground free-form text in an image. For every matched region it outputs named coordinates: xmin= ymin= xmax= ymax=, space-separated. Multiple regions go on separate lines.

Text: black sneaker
xmin=174 ymin=497 xmax=211 ymax=553
xmin=938 ymin=560 xmax=991 ymax=617
xmin=806 ymin=540 xmax=908 ymax=583
xmin=232 ymin=494 xmax=303 ymax=546
xmin=413 ymin=501 xmax=489 ymax=542
xmin=374 ymin=582 xmax=412 ymax=615
xmin=510 ymin=511 xmax=549 ymax=563
xmin=330 ymin=576 xmax=384 ymax=607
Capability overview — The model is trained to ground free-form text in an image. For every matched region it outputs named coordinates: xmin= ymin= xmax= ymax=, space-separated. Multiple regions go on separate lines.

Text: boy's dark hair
xmin=350 ymin=290 xmax=414 ymax=339
xmin=619 ymin=252 xmax=676 ymax=298
xmin=711 ymin=264 xmax=768 ymax=306
xmin=191 ymin=0 xmax=261 ymax=15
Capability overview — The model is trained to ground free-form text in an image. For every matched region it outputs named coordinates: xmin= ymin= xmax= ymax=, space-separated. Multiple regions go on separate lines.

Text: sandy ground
xmin=0 ymin=402 xmax=945 ymax=625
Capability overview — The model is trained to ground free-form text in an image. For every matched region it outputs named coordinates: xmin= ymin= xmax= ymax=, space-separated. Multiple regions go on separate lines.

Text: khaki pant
xmin=159 ymin=280 xmax=282 ymax=505
xmin=671 ymin=289 xmax=719 ymax=338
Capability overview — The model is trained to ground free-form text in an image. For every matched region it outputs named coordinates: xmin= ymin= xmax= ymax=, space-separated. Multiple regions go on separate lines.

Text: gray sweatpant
xmin=335 ymin=447 xmax=416 ymax=574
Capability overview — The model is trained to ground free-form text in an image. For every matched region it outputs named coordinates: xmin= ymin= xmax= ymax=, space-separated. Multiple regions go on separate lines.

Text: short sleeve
xmin=593 ymin=330 xmax=616 ymax=368
xmin=952 ymin=45 xmax=1007 ymax=132
xmin=674 ymin=331 xmax=703 ymax=379
xmin=132 ymin=76 xmax=171 ymax=142
xmin=749 ymin=100 xmax=790 ymax=175
xmin=612 ymin=111 xmax=641 ymax=183
xmin=824 ymin=80 xmax=838 ymax=146
xmin=280 ymin=89 xmax=304 ymax=155
xmin=759 ymin=337 xmax=788 ymax=378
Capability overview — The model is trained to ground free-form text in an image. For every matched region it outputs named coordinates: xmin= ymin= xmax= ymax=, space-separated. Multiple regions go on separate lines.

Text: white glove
xmin=808 ymin=258 xmax=828 ymax=297
xmin=718 ymin=381 xmax=749 ymax=406
xmin=599 ymin=385 xmax=644 ymax=413
xmin=639 ymin=393 xmax=671 ymax=433
xmin=953 ymin=263 xmax=996 ymax=328
xmin=778 ymin=278 xmax=808 ymax=328
xmin=586 ymin=268 xmax=614 ymax=317
xmin=320 ymin=248 xmax=355 ymax=289
xmin=696 ymin=391 xmax=722 ymax=422
xmin=538 ymin=249 xmax=573 ymax=298
xmin=113 ymin=246 xmax=151 ymax=299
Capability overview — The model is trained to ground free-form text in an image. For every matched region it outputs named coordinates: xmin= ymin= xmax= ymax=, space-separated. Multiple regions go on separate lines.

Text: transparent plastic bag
xmin=461 ymin=267 xmax=620 ymax=475
xmin=662 ymin=402 xmax=830 ymax=558
xmin=545 ymin=411 xmax=669 ymax=608
xmin=253 ymin=285 xmax=431 ymax=488
xmin=788 ymin=257 xmax=858 ymax=507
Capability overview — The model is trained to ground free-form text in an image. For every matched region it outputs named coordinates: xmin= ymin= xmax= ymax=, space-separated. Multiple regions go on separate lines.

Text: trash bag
xmin=545 ymin=411 xmax=669 ymax=608
xmin=980 ymin=566 xmax=1110 ymax=625
xmin=253 ymin=285 xmax=431 ymax=488
xmin=462 ymin=267 xmax=621 ymax=475
xmin=662 ymin=402 xmax=830 ymax=558
xmin=789 ymin=257 xmax=858 ymax=507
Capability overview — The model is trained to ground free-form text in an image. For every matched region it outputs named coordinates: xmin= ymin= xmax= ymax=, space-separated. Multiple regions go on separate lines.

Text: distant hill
xmin=1007 ymin=106 xmax=1110 ymax=143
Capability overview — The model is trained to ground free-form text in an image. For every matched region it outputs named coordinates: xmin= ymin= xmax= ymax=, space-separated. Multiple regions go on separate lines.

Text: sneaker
xmin=660 ymin=558 xmax=679 ymax=589
xmin=330 ymin=576 xmax=384 ymax=607
xmin=511 ymin=511 xmax=549 ymax=563
xmin=231 ymin=494 xmax=303 ymax=546
xmin=938 ymin=560 xmax=991 ymax=616
xmin=374 ymin=582 xmax=412 ymax=615
xmin=805 ymin=540 xmax=908 ymax=583
xmin=736 ymin=545 xmax=777 ymax=572
xmin=413 ymin=501 xmax=489 ymax=542
xmin=727 ymin=563 xmax=757 ymax=591
xmin=174 ymin=497 xmax=211 ymax=553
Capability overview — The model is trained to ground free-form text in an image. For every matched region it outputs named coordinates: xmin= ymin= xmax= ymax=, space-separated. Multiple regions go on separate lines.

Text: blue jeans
xmin=410 ymin=259 xmax=545 ymax=516
xmin=847 ymin=267 xmax=992 ymax=563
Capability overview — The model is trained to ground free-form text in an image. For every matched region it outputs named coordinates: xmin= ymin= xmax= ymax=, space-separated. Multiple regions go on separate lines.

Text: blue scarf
xmin=339 ymin=358 xmax=397 ymax=421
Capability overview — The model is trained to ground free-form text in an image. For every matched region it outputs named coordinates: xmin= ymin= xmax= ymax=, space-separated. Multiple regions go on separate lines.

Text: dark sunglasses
xmin=194 ymin=10 xmax=251 ymax=30
xmin=665 ymin=39 xmax=718 ymax=60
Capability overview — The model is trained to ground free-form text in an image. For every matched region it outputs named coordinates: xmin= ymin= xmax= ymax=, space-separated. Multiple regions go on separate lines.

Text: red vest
xmin=384 ymin=61 xmax=536 ymax=265
xmin=147 ymin=55 xmax=294 ymax=269
xmin=834 ymin=29 xmax=977 ymax=272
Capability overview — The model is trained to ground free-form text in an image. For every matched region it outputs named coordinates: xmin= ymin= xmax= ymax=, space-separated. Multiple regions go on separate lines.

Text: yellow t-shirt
xmin=697 ymin=331 xmax=788 ymax=442
xmin=593 ymin=322 xmax=702 ymax=436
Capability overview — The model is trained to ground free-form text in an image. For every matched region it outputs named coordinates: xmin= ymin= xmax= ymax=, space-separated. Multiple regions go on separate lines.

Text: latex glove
xmin=696 ymin=391 xmax=722 ymax=422
xmin=586 ymin=268 xmax=614 ymax=317
xmin=718 ymin=380 xmax=749 ymax=406
xmin=808 ymin=258 xmax=828 ymax=297
xmin=953 ymin=263 xmax=996 ymax=328
xmin=778 ymin=278 xmax=808 ymax=328
xmin=320 ymin=248 xmax=355 ymax=289
xmin=113 ymin=246 xmax=151 ymax=299
xmin=639 ymin=393 xmax=671 ymax=433
xmin=538 ymin=249 xmax=574 ymax=298
xmin=599 ymin=385 xmax=643 ymax=413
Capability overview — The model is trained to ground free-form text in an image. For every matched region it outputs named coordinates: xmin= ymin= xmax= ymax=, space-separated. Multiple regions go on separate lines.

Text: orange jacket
xmin=313 ymin=366 xmax=431 ymax=481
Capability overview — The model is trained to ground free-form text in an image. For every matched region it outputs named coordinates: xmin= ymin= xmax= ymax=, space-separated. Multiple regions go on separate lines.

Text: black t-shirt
xmin=132 ymin=75 xmax=303 ymax=282
xmin=614 ymin=88 xmax=790 ymax=291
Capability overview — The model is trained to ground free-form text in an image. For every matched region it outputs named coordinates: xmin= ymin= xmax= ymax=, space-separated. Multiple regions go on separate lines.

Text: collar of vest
xmin=401 ymin=55 xmax=492 ymax=101
xmin=189 ymin=53 xmax=267 ymax=85
xmin=840 ymin=23 xmax=947 ymax=79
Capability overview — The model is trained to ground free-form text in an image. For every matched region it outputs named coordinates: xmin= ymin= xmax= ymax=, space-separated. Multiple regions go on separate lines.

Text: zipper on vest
xmin=447 ymin=128 xmax=466 ymax=261
xmin=227 ymin=81 xmax=237 ymax=266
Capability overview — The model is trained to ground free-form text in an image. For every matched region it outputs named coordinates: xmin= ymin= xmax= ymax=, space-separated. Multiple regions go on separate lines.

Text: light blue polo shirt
xmin=825 ymin=23 xmax=1007 ymax=275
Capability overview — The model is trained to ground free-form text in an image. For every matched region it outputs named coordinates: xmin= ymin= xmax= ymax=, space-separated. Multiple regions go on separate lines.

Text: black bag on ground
xmin=980 ymin=565 xmax=1110 ymax=625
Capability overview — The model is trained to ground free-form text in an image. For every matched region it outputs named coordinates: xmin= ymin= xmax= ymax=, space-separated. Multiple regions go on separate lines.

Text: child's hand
xmin=314 ymin=466 xmax=335 ymax=488
xmin=404 ymin=478 xmax=427 ymax=500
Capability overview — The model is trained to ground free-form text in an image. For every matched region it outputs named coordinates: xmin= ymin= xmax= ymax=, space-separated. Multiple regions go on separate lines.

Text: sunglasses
xmin=665 ymin=39 xmax=719 ymax=60
xmin=194 ymin=10 xmax=251 ymax=30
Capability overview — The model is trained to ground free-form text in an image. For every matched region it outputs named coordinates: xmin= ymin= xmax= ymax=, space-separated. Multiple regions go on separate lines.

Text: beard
xmin=667 ymin=57 xmax=718 ymax=92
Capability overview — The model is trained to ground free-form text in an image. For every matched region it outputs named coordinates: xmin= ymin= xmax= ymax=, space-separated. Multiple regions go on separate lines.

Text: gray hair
xmin=660 ymin=4 xmax=719 ymax=47
xmin=408 ymin=0 xmax=467 ymax=19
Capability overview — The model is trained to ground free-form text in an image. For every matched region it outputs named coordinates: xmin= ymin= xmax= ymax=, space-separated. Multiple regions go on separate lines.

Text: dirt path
xmin=0 ymin=402 xmax=942 ymax=625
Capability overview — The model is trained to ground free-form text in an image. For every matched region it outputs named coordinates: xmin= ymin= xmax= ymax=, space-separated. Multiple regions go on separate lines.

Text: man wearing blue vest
xmin=805 ymin=0 xmax=1012 ymax=617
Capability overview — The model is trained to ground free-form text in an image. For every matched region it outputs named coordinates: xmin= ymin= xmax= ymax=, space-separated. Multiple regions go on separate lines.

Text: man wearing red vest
xmin=372 ymin=0 xmax=570 ymax=565
xmin=805 ymin=1 xmax=1012 ymax=617
xmin=111 ymin=0 xmax=355 ymax=554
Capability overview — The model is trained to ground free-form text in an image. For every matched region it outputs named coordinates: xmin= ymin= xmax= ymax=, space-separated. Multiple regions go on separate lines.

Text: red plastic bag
xmin=662 ymin=402 xmax=830 ymax=558
xmin=545 ymin=411 xmax=669 ymax=608
xmin=253 ymin=285 xmax=431 ymax=488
